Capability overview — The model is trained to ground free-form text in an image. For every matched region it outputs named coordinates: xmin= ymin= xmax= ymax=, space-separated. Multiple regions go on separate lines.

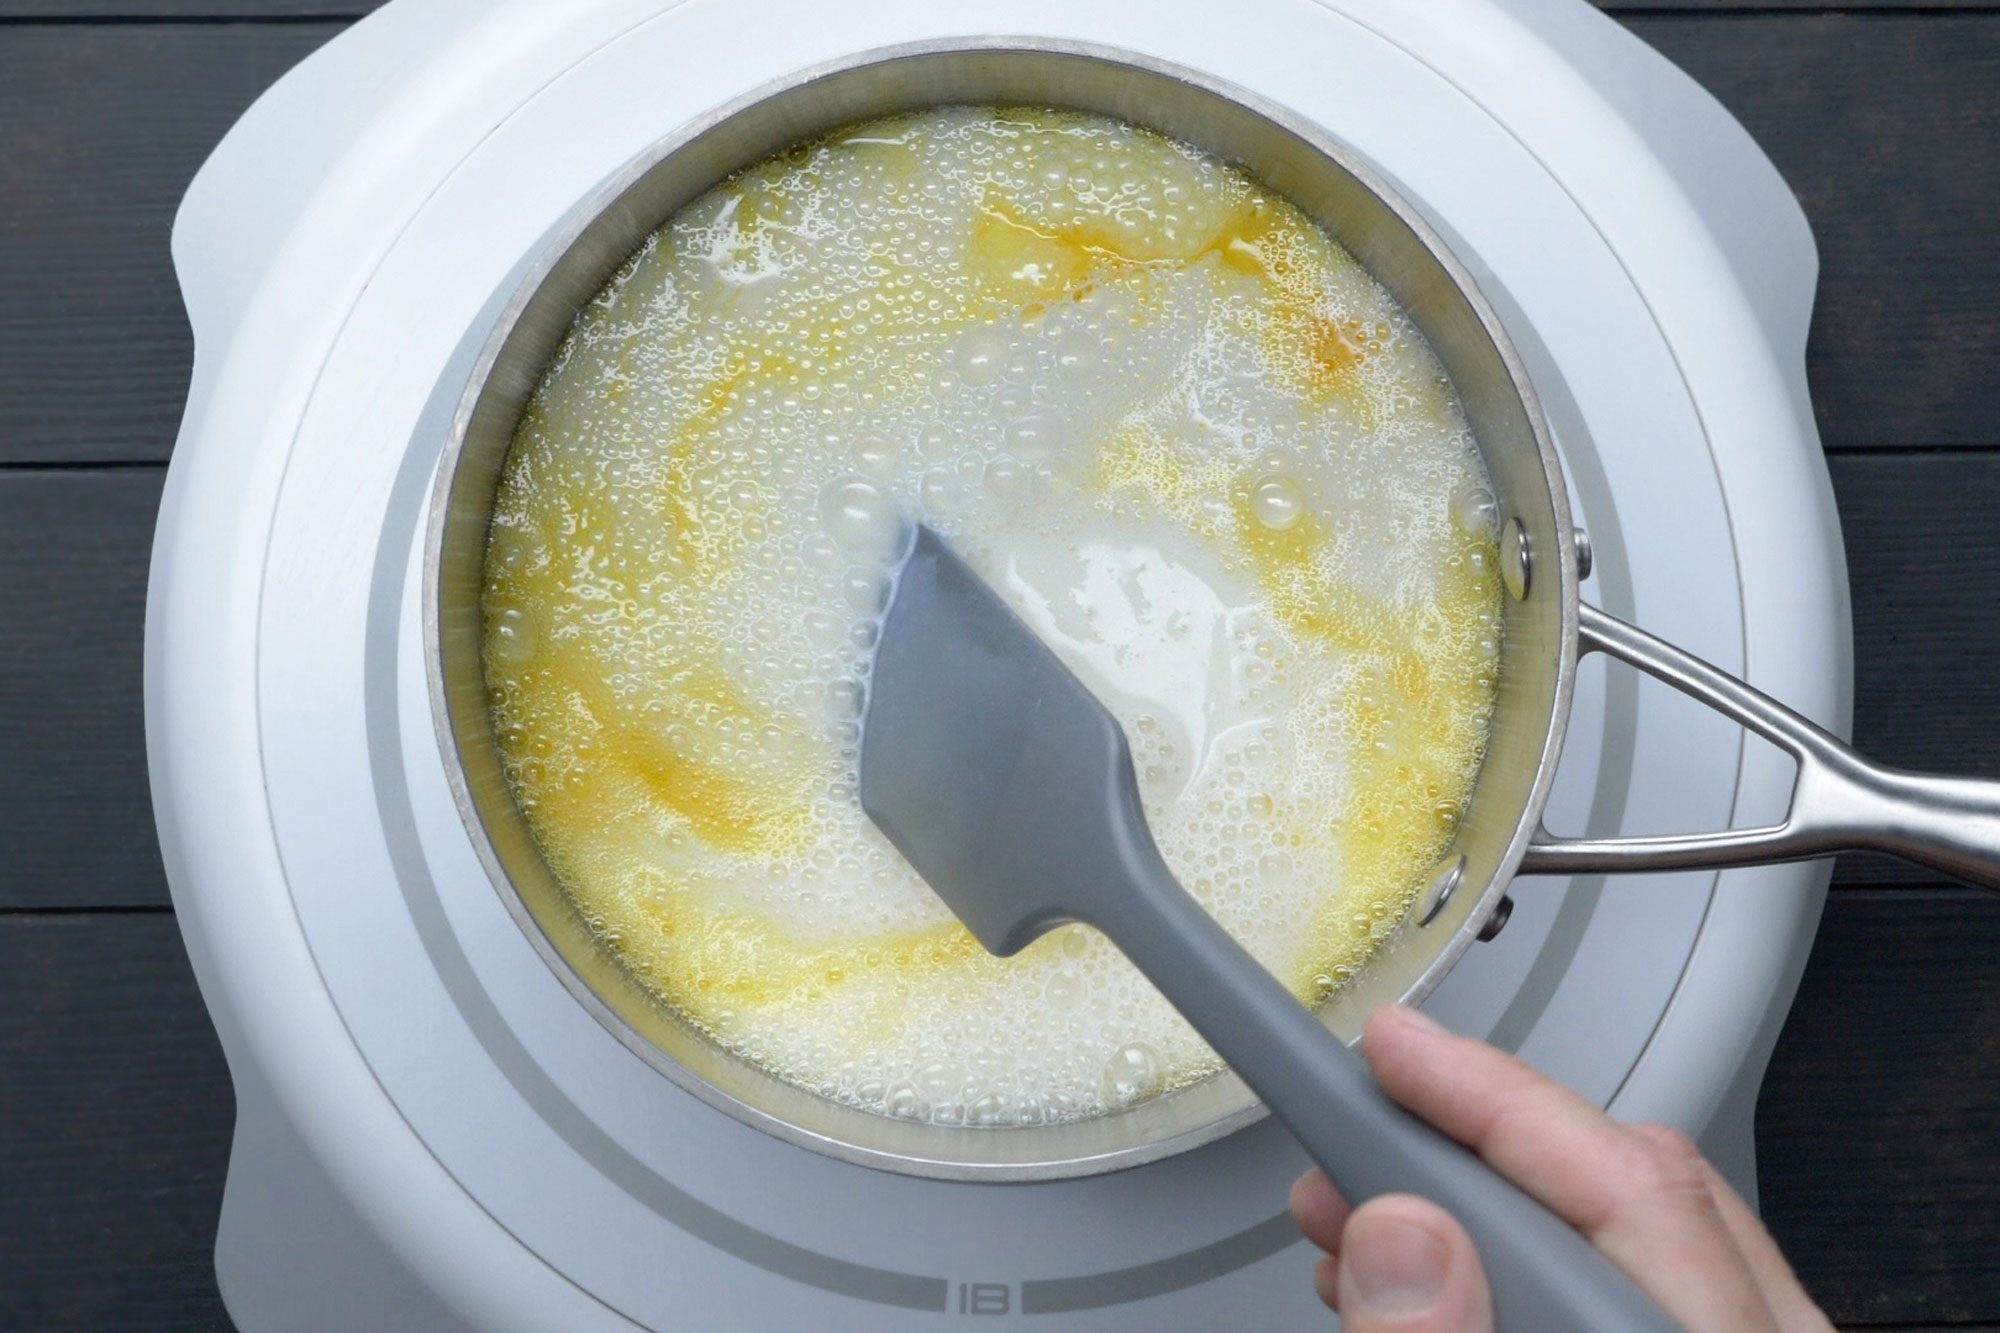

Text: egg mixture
xmin=481 ymin=107 xmax=1503 ymax=1128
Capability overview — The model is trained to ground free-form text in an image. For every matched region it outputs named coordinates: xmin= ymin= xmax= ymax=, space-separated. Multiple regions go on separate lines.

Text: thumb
xmin=1335 ymin=1195 xmax=1494 ymax=1333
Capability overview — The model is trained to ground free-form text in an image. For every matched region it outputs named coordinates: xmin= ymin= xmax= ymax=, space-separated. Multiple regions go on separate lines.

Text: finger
xmin=1335 ymin=1194 xmax=1494 ymax=1333
xmin=1639 ymin=1131 xmax=1830 ymax=1333
xmin=1290 ymin=1168 xmax=1352 ymax=1255
xmin=1314 ymin=1253 xmax=1340 ymax=1311
xmin=1363 ymin=1005 xmax=1776 ymax=1331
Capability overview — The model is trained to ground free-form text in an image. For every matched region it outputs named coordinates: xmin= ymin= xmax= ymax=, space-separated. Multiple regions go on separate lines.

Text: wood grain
xmin=0 ymin=1 xmax=1990 ymax=17
xmin=0 ymin=912 xmax=234 ymax=1333
xmin=3 ymin=7 xmax=1999 ymax=1329
xmin=1839 ymin=453 xmax=2000 ymax=777
xmin=1828 ymin=451 xmax=2000 ymax=887
xmin=1608 ymin=1 xmax=2000 ymax=8
xmin=1760 ymin=887 xmax=2000 ymax=1325
xmin=0 ymin=23 xmax=339 ymax=464
xmin=4 ymin=452 xmax=1988 ymax=906
xmin=0 ymin=890 xmax=1988 ymax=1330
xmin=1628 ymin=14 xmax=2000 ymax=450
xmin=0 ymin=2 xmax=375 ymax=13
xmin=0 ymin=469 xmax=166 ymax=909
xmin=2 ymin=17 xmax=1998 ymax=461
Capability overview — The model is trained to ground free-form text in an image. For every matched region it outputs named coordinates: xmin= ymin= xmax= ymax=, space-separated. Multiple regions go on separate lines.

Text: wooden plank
xmin=1837 ymin=453 xmax=2000 ymax=746
xmin=0 ymin=10 xmax=1991 ymax=1333
xmin=0 ymin=3 xmax=375 ymax=13
xmin=2 ymin=451 xmax=1995 ymax=905
xmin=1608 ymin=1 xmax=2000 ymax=9
xmin=1624 ymin=14 xmax=2000 ymax=451
xmin=1827 ymin=451 xmax=2000 ymax=886
xmin=0 ymin=1 xmax=1989 ymax=17
xmin=0 ymin=470 xmax=166 ymax=908
xmin=0 ymin=889 xmax=1985 ymax=1328
xmin=2 ymin=17 xmax=1999 ymax=461
xmin=0 ymin=913 xmax=233 ymax=1332
xmin=1759 ymin=886 xmax=2000 ymax=1325
xmin=0 ymin=23 xmax=341 ymax=464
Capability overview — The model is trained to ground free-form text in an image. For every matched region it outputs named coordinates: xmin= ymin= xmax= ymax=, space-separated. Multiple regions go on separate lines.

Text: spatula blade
xmin=858 ymin=524 xmax=1148 ymax=957
xmin=855 ymin=537 xmax=1681 ymax=1333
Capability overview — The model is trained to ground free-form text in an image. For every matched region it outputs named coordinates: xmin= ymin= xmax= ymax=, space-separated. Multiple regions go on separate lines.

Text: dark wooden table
xmin=1 ymin=2 xmax=1995 ymax=1328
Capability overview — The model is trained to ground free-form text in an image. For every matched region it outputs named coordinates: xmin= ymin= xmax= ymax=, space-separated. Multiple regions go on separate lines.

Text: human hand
xmin=1289 ymin=1004 xmax=1832 ymax=1332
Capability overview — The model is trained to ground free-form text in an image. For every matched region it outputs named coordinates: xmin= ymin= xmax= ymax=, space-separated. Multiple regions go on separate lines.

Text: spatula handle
xmin=1091 ymin=828 xmax=1678 ymax=1331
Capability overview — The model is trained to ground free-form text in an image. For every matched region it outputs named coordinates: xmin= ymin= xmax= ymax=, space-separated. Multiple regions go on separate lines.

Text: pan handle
xmin=1517 ymin=603 xmax=2000 ymax=892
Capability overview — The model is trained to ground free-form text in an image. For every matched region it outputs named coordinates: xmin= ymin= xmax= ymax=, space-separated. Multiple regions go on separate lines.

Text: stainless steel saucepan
xmin=425 ymin=37 xmax=2000 ymax=1182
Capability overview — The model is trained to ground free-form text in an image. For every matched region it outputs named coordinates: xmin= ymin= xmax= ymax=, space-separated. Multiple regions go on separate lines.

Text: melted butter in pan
xmin=482 ymin=107 xmax=1502 ymax=1127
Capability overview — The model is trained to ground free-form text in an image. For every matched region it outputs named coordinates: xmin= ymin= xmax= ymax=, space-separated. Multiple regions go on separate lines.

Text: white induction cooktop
xmin=148 ymin=0 xmax=1848 ymax=1326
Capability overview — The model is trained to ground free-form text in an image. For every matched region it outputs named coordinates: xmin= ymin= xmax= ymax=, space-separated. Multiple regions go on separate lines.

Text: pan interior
xmin=429 ymin=41 xmax=1570 ymax=1180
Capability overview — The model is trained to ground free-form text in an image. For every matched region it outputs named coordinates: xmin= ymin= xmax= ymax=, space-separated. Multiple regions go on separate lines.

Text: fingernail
xmin=1344 ymin=1217 xmax=1450 ymax=1317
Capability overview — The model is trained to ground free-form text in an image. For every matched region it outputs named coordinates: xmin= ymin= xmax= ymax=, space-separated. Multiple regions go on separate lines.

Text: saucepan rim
xmin=422 ymin=35 xmax=1579 ymax=1181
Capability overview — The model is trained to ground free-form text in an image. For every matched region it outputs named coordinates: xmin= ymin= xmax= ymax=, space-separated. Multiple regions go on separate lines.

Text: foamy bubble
xmin=481 ymin=105 xmax=1502 ymax=1129
xmin=1452 ymin=482 xmax=1498 ymax=536
xmin=1250 ymin=474 xmax=1308 ymax=532
xmin=1103 ymin=1042 xmax=1164 ymax=1107
xmin=817 ymin=479 xmax=905 ymax=561
xmin=840 ymin=567 xmax=893 ymax=615
xmin=1002 ymin=414 xmax=1060 ymax=460
xmin=954 ymin=325 xmax=1011 ymax=386
xmin=488 ymin=606 xmax=535 ymax=666
xmin=852 ymin=434 xmax=901 ymax=480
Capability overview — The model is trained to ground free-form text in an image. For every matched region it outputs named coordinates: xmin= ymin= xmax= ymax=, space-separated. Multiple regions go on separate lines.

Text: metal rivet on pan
xmin=1478 ymin=894 xmax=1515 ymax=942
xmin=1416 ymin=855 xmax=1467 ymax=927
xmin=1574 ymin=526 xmax=1593 ymax=581
xmin=1501 ymin=518 xmax=1531 ymax=601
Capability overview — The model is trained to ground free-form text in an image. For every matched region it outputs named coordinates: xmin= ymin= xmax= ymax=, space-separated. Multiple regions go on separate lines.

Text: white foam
xmin=481 ymin=106 xmax=1503 ymax=1128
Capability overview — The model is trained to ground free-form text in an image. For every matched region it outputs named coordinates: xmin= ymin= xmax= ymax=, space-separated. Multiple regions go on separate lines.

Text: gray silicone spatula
xmin=858 ymin=524 xmax=1678 ymax=1332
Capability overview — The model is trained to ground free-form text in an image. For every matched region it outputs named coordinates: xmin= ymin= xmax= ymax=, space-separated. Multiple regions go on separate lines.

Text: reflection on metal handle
xmin=1519 ymin=604 xmax=2000 ymax=892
